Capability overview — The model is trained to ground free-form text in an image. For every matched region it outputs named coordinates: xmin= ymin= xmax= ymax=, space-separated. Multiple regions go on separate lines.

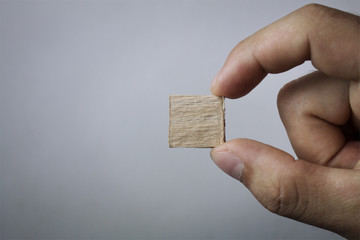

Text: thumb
xmin=210 ymin=138 xmax=360 ymax=239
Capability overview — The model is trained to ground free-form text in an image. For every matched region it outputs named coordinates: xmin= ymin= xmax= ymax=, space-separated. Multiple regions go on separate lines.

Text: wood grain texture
xmin=169 ymin=95 xmax=225 ymax=148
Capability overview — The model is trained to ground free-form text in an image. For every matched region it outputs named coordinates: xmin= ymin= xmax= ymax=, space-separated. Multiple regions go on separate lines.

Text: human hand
xmin=210 ymin=4 xmax=359 ymax=239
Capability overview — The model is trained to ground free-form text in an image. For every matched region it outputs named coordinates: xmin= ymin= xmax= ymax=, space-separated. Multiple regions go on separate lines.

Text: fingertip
xmin=211 ymin=138 xmax=294 ymax=183
xmin=210 ymin=61 xmax=267 ymax=99
xmin=210 ymin=145 xmax=245 ymax=181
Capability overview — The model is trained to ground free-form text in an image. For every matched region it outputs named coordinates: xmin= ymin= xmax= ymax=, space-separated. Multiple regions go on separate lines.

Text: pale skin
xmin=210 ymin=4 xmax=359 ymax=239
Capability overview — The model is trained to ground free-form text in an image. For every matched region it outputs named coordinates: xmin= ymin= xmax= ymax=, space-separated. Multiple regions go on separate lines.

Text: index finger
xmin=211 ymin=4 xmax=360 ymax=99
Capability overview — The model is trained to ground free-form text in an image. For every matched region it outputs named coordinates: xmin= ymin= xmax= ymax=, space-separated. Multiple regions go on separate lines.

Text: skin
xmin=210 ymin=4 xmax=359 ymax=239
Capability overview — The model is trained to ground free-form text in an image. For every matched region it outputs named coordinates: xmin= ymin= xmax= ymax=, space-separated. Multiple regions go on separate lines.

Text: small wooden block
xmin=169 ymin=95 xmax=225 ymax=148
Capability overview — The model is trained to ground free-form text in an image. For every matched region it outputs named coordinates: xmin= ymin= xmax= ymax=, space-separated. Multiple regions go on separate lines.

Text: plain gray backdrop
xmin=1 ymin=0 xmax=359 ymax=239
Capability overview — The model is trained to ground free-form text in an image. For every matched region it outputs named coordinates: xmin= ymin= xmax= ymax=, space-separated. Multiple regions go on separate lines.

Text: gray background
xmin=1 ymin=0 xmax=358 ymax=239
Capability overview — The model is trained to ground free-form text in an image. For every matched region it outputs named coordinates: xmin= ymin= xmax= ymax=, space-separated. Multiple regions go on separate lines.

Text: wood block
xmin=169 ymin=95 xmax=225 ymax=148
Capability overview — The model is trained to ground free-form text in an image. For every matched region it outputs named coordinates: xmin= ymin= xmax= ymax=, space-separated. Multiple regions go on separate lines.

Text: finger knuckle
xmin=262 ymin=180 xmax=294 ymax=217
xmin=262 ymin=163 xmax=310 ymax=220
xmin=277 ymin=80 xmax=302 ymax=115
xmin=299 ymin=3 xmax=328 ymax=19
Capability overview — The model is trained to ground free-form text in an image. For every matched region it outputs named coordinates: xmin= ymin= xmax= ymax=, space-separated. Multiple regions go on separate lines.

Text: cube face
xmin=169 ymin=95 xmax=225 ymax=148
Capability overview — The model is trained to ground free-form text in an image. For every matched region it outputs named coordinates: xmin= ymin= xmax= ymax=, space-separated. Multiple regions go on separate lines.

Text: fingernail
xmin=211 ymin=148 xmax=244 ymax=182
xmin=210 ymin=70 xmax=222 ymax=92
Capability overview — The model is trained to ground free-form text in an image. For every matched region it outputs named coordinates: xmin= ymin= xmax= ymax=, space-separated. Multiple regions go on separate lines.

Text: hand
xmin=210 ymin=4 xmax=359 ymax=239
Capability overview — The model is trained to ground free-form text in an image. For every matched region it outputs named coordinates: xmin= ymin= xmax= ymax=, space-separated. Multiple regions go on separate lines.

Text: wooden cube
xmin=169 ymin=95 xmax=225 ymax=148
